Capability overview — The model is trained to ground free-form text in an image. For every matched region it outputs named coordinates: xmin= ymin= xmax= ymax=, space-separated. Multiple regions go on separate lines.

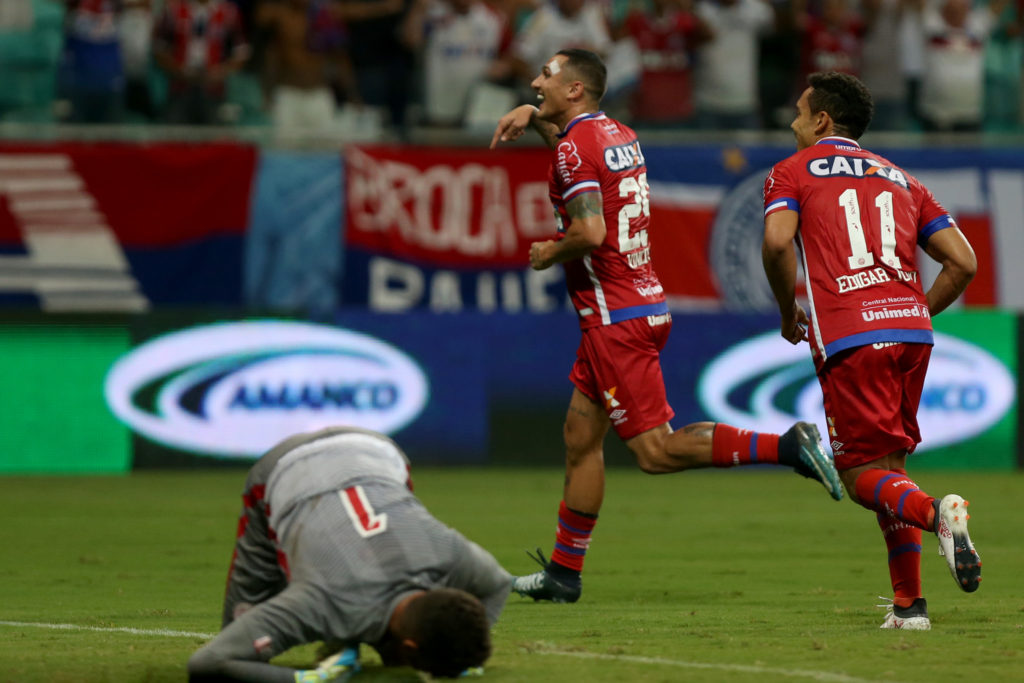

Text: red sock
xmin=711 ymin=424 xmax=780 ymax=467
xmin=550 ymin=501 xmax=597 ymax=572
xmin=853 ymin=469 xmax=935 ymax=531
xmin=877 ymin=512 xmax=923 ymax=608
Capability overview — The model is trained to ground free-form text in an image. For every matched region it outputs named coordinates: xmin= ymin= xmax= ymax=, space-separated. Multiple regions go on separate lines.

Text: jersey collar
xmin=557 ymin=111 xmax=607 ymax=138
xmin=815 ymin=136 xmax=861 ymax=149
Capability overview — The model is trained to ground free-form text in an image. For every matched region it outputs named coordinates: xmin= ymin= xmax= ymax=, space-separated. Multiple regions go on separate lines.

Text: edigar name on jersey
xmin=806 ymin=155 xmax=908 ymax=189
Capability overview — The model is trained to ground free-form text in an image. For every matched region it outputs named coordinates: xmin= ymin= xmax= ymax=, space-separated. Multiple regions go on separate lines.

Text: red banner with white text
xmin=342 ymin=144 xmax=722 ymax=312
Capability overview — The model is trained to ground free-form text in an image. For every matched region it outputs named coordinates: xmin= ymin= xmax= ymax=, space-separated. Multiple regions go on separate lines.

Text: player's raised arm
xmin=923 ymin=226 xmax=977 ymax=316
xmin=490 ymin=104 xmax=536 ymax=148
xmin=489 ymin=104 xmax=560 ymax=150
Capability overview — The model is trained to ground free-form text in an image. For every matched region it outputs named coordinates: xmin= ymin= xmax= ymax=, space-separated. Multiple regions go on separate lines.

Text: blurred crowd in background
xmin=0 ymin=0 xmax=1021 ymax=139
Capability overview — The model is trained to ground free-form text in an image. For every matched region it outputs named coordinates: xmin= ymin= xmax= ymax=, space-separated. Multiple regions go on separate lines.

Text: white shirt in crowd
xmin=512 ymin=2 xmax=611 ymax=75
xmin=695 ymin=0 xmax=773 ymax=115
xmin=861 ymin=0 xmax=907 ymax=101
xmin=185 ymin=3 xmax=211 ymax=73
xmin=120 ymin=0 xmax=154 ymax=78
xmin=919 ymin=4 xmax=994 ymax=127
xmin=899 ymin=0 xmax=927 ymax=80
xmin=0 ymin=0 xmax=33 ymax=30
xmin=423 ymin=0 xmax=506 ymax=124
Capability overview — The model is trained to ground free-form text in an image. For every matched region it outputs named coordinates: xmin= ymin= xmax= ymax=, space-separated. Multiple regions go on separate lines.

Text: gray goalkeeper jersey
xmin=221 ymin=427 xmax=512 ymax=654
xmin=221 ymin=426 xmax=413 ymax=627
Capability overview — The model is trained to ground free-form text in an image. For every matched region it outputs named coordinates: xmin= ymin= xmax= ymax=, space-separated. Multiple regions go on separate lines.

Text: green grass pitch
xmin=1 ymin=467 xmax=1021 ymax=682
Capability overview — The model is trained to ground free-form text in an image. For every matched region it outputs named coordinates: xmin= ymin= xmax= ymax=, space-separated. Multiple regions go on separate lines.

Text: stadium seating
xmin=0 ymin=0 xmax=63 ymax=123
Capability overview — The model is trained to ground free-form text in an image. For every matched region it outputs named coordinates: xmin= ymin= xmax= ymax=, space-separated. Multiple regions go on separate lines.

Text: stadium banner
xmin=0 ymin=142 xmax=256 ymax=312
xmin=928 ymin=310 xmax=1018 ymax=469
xmin=644 ymin=144 xmax=1024 ymax=312
xmin=691 ymin=310 xmax=1017 ymax=470
xmin=0 ymin=315 xmax=131 ymax=473
xmin=0 ymin=309 xmax=1016 ymax=472
xmin=343 ymin=143 xmax=1024 ymax=313
xmin=103 ymin=312 xmax=487 ymax=467
xmin=342 ymin=144 xmax=568 ymax=313
xmin=1 ymin=142 xmax=1022 ymax=316
xmin=99 ymin=309 xmax=1021 ymax=470
xmin=245 ymin=151 xmax=344 ymax=318
xmin=1020 ymin=314 xmax=1024 ymax=469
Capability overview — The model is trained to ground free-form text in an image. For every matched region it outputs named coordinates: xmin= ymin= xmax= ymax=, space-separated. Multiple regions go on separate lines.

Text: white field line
xmin=0 ymin=620 xmax=216 ymax=640
xmin=0 ymin=621 xmax=893 ymax=682
xmin=532 ymin=649 xmax=892 ymax=683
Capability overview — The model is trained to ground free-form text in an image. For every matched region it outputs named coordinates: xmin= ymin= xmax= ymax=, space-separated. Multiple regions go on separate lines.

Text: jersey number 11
xmin=839 ymin=188 xmax=902 ymax=271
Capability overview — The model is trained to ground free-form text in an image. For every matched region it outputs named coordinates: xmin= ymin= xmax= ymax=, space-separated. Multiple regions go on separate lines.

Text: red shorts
xmin=569 ymin=315 xmax=674 ymax=440
xmin=818 ymin=342 xmax=931 ymax=470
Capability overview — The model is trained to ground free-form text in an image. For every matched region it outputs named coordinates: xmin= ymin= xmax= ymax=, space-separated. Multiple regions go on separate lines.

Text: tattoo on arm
xmin=567 ymin=192 xmax=603 ymax=221
xmin=531 ymin=117 xmax=561 ymax=149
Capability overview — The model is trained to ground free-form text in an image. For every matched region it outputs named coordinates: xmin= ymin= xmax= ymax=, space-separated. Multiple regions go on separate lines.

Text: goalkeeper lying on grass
xmin=188 ymin=427 xmax=512 ymax=682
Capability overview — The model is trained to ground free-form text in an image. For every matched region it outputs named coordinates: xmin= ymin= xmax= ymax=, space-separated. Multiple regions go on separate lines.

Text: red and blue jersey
xmin=548 ymin=112 xmax=667 ymax=330
xmin=764 ymin=136 xmax=955 ymax=365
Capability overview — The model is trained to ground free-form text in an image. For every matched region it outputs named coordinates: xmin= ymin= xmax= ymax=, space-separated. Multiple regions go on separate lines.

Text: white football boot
xmin=935 ymin=494 xmax=982 ymax=592
xmin=878 ymin=597 xmax=931 ymax=630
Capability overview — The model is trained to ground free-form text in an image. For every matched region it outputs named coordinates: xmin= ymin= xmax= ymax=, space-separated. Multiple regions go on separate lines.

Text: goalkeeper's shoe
xmin=512 ymin=549 xmax=581 ymax=603
xmin=783 ymin=422 xmax=844 ymax=501
xmin=878 ymin=597 xmax=931 ymax=630
xmin=295 ymin=646 xmax=360 ymax=682
xmin=935 ymin=494 xmax=982 ymax=592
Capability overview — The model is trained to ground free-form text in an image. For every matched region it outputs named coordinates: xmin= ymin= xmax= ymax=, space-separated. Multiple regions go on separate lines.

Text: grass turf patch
xmin=1 ymin=467 xmax=1021 ymax=682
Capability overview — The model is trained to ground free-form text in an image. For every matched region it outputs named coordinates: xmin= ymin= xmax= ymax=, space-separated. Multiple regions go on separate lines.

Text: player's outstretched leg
xmin=695 ymin=421 xmax=842 ymax=500
xmin=778 ymin=422 xmax=844 ymax=500
xmin=877 ymin=596 xmax=931 ymax=630
xmin=934 ymin=494 xmax=982 ymax=592
xmin=512 ymin=548 xmax=582 ymax=603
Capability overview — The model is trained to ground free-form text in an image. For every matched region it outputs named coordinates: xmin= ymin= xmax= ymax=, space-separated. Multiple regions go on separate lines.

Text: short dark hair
xmin=406 ymin=589 xmax=491 ymax=678
xmin=807 ymin=71 xmax=874 ymax=139
xmin=557 ymin=48 xmax=607 ymax=103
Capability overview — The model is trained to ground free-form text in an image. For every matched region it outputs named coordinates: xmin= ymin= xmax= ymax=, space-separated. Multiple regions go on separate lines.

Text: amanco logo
xmin=697 ymin=330 xmax=1014 ymax=452
xmin=104 ymin=321 xmax=429 ymax=458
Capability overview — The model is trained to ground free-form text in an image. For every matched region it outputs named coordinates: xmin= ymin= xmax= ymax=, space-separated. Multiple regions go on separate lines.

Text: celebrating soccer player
xmin=490 ymin=49 xmax=844 ymax=605
xmin=762 ymin=71 xmax=981 ymax=630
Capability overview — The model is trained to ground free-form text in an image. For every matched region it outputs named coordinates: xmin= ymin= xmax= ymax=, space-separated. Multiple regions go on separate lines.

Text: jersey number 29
xmin=618 ymin=173 xmax=650 ymax=252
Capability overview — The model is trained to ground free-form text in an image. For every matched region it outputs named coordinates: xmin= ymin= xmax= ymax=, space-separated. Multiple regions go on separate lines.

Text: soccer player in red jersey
xmin=763 ymin=71 xmax=982 ymax=630
xmin=490 ymin=49 xmax=844 ymax=604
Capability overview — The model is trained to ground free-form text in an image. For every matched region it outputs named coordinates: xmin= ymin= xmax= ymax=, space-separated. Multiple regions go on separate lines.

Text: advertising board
xmin=0 ymin=318 xmax=130 ymax=473
xmin=105 ymin=314 xmax=486 ymax=466
xmin=0 ymin=311 xmax=1013 ymax=472
xmin=694 ymin=311 xmax=1017 ymax=468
